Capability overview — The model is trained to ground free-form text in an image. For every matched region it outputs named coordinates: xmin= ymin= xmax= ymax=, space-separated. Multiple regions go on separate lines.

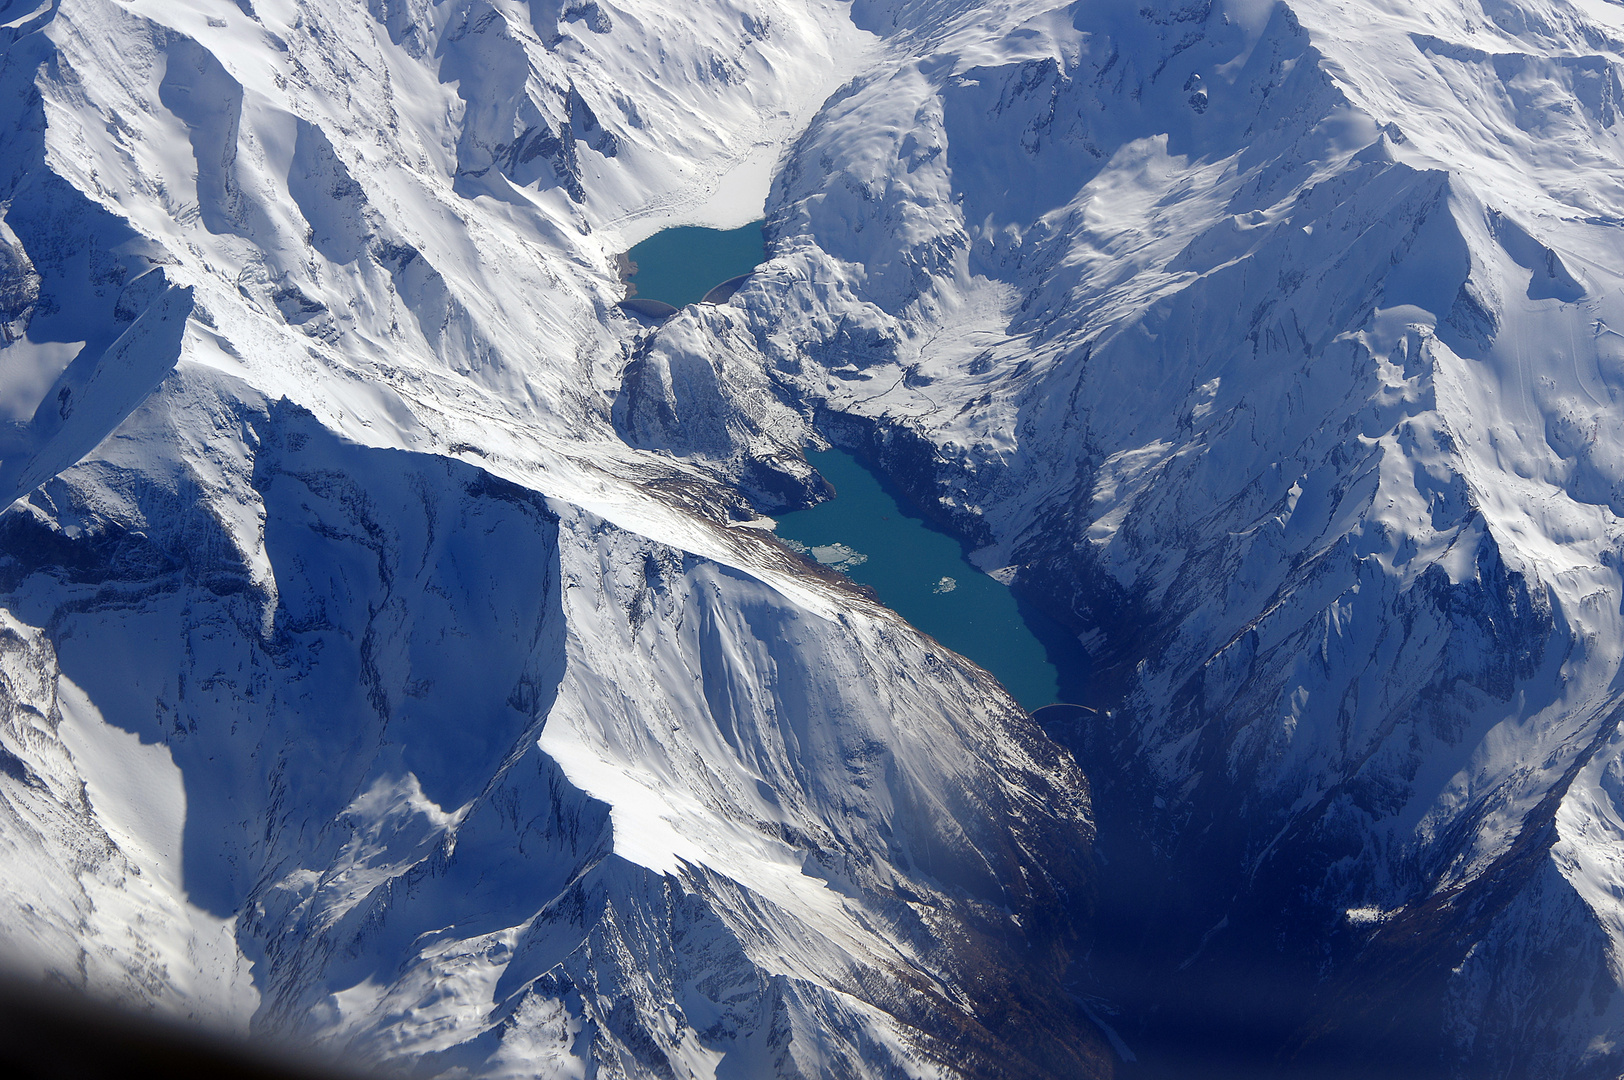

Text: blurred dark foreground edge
xmin=0 ymin=975 xmax=374 ymax=1080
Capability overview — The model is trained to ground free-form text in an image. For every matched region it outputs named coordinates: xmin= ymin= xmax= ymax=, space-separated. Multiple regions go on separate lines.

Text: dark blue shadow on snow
xmin=10 ymin=399 xmax=594 ymax=933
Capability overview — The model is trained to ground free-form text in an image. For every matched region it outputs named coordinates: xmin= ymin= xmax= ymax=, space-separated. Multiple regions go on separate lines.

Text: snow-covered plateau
xmin=2 ymin=0 xmax=1623 ymax=1077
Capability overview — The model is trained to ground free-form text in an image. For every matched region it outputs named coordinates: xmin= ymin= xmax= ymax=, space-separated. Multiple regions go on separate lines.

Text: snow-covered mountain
xmin=0 ymin=1 xmax=1113 ymax=1076
xmin=5 ymin=0 xmax=1624 ymax=1076
xmin=628 ymin=0 xmax=1624 ymax=1075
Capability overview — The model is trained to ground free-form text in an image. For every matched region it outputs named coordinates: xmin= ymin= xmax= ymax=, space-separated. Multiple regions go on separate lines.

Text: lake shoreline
xmin=614 ymin=252 xmax=638 ymax=298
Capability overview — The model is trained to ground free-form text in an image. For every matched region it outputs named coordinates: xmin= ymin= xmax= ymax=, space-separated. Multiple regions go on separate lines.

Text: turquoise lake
xmin=776 ymin=448 xmax=1082 ymax=712
xmin=623 ymin=222 xmax=766 ymax=308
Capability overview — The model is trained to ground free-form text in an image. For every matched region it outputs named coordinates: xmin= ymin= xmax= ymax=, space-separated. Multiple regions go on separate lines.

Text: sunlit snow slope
xmin=628 ymin=0 xmax=1624 ymax=1076
xmin=0 ymin=1 xmax=1114 ymax=1077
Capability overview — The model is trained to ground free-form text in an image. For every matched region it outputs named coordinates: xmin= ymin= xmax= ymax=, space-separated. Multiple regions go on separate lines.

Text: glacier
xmin=2 ymin=0 xmax=1624 ymax=1077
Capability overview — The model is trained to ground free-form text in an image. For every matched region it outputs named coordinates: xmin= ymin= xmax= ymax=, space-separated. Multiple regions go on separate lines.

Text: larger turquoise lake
xmin=776 ymin=449 xmax=1083 ymax=712
xmin=623 ymin=222 xmax=765 ymax=309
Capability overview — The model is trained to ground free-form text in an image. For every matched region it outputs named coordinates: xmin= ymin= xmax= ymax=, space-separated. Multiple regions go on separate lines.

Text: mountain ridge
xmin=625 ymin=0 xmax=1624 ymax=1074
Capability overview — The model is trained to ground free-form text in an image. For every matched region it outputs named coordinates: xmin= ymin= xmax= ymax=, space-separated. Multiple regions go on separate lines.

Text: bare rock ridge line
xmin=0 ymin=0 xmax=1622 ymax=1079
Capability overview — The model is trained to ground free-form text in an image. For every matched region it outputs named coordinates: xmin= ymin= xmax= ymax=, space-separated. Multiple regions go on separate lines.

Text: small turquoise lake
xmin=623 ymin=222 xmax=766 ymax=309
xmin=776 ymin=449 xmax=1083 ymax=712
